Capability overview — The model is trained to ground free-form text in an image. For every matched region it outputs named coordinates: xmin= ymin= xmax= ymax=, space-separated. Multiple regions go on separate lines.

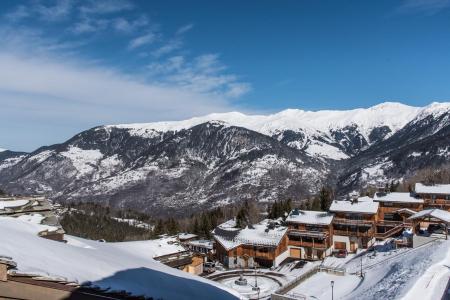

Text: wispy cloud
xmin=79 ymin=0 xmax=134 ymax=15
xmin=4 ymin=0 xmax=73 ymax=22
xmin=176 ymin=23 xmax=194 ymax=35
xmin=0 ymin=1 xmax=251 ymax=150
xmin=395 ymin=0 xmax=450 ymax=15
xmin=128 ymin=32 xmax=157 ymax=49
xmin=113 ymin=16 xmax=149 ymax=33
xmin=148 ymin=54 xmax=250 ymax=98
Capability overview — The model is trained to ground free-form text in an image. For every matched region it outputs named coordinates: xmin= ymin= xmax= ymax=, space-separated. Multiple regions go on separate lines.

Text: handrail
xmin=333 ymin=218 xmax=374 ymax=226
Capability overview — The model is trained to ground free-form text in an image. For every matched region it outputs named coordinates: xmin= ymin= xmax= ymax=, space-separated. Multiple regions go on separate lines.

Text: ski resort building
xmin=373 ymin=192 xmax=423 ymax=238
xmin=415 ymin=183 xmax=450 ymax=211
xmin=329 ymin=196 xmax=379 ymax=252
xmin=213 ymin=219 xmax=289 ymax=268
xmin=285 ymin=209 xmax=334 ymax=260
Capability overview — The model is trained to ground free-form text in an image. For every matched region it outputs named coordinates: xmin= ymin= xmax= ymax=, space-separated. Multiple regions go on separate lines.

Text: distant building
xmin=329 ymin=196 xmax=379 ymax=252
xmin=285 ymin=209 xmax=334 ymax=260
xmin=178 ymin=233 xmax=199 ymax=243
xmin=0 ymin=196 xmax=65 ymax=241
xmin=186 ymin=239 xmax=214 ymax=256
xmin=213 ymin=219 xmax=288 ymax=268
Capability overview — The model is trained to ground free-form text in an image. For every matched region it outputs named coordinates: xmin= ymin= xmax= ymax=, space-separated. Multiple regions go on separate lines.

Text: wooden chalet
xmin=373 ymin=192 xmax=423 ymax=238
xmin=415 ymin=183 xmax=450 ymax=211
xmin=285 ymin=209 xmax=334 ymax=260
xmin=213 ymin=219 xmax=289 ymax=268
xmin=329 ymin=195 xmax=379 ymax=252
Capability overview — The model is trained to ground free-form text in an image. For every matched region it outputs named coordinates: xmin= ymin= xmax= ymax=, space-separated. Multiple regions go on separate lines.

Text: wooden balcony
xmin=288 ymin=229 xmax=328 ymax=239
xmin=289 ymin=239 xmax=329 ymax=249
xmin=333 ymin=217 xmax=374 ymax=226
xmin=333 ymin=229 xmax=374 ymax=237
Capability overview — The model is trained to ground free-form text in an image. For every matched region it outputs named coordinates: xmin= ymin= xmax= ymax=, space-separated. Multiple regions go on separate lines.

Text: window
xmin=384 ymin=213 xmax=394 ymax=221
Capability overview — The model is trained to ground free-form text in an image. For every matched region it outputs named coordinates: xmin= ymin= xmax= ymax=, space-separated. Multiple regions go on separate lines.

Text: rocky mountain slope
xmin=0 ymin=102 xmax=448 ymax=215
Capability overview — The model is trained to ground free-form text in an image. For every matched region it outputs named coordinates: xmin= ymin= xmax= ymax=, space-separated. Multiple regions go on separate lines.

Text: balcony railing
xmin=289 ymin=240 xmax=329 ymax=249
xmin=333 ymin=218 xmax=374 ymax=226
xmin=333 ymin=229 xmax=374 ymax=237
xmin=288 ymin=229 xmax=328 ymax=239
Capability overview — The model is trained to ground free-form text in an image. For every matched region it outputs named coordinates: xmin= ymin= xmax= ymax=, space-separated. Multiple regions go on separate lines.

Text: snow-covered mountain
xmin=111 ymin=102 xmax=420 ymax=160
xmin=0 ymin=102 xmax=448 ymax=214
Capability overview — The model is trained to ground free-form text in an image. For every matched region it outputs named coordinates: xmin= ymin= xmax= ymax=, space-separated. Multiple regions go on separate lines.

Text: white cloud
xmin=79 ymin=0 xmax=134 ymax=15
xmin=4 ymin=0 xmax=73 ymax=22
xmin=72 ymin=17 xmax=110 ymax=34
xmin=0 ymin=1 xmax=252 ymax=150
xmin=176 ymin=23 xmax=194 ymax=35
xmin=396 ymin=0 xmax=450 ymax=15
xmin=147 ymin=54 xmax=251 ymax=98
xmin=151 ymin=38 xmax=183 ymax=57
xmin=128 ymin=32 xmax=157 ymax=49
xmin=113 ymin=16 xmax=149 ymax=33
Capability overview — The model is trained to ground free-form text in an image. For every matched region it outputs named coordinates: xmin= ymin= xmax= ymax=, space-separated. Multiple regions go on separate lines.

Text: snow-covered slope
xmin=0 ymin=217 xmax=240 ymax=300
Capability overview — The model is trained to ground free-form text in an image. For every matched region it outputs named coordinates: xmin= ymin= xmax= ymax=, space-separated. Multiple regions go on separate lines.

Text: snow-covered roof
xmin=178 ymin=233 xmax=198 ymax=240
xmin=329 ymin=196 xmax=379 ymax=214
xmin=112 ymin=236 xmax=186 ymax=258
xmin=213 ymin=219 xmax=287 ymax=251
xmin=0 ymin=217 xmax=240 ymax=300
xmin=188 ymin=239 xmax=214 ymax=250
xmin=415 ymin=183 xmax=450 ymax=195
xmin=286 ymin=210 xmax=334 ymax=225
xmin=374 ymin=192 xmax=424 ymax=204
xmin=408 ymin=209 xmax=450 ymax=223
xmin=0 ymin=199 xmax=30 ymax=210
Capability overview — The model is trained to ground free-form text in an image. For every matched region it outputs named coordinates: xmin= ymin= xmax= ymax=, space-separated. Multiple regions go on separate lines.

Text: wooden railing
xmin=288 ymin=229 xmax=328 ymax=239
xmin=333 ymin=218 xmax=374 ymax=226
xmin=333 ymin=229 xmax=374 ymax=237
xmin=288 ymin=240 xmax=328 ymax=249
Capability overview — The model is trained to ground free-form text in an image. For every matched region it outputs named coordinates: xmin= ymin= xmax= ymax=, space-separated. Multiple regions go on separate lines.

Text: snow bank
xmin=0 ymin=217 xmax=241 ymax=300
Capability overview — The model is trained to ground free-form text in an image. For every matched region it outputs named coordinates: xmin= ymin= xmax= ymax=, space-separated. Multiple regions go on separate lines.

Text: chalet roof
xmin=178 ymin=233 xmax=198 ymax=240
xmin=408 ymin=209 xmax=450 ymax=223
xmin=374 ymin=192 xmax=423 ymax=204
xmin=213 ymin=219 xmax=287 ymax=251
xmin=329 ymin=196 xmax=379 ymax=214
xmin=394 ymin=208 xmax=417 ymax=215
xmin=415 ymin=183 xmax=450 ymax=195
xmin=188 ymin=240 xmax=214 ymax=250
xmin=286 ymin=209 xmax=334 ymax=225
xmin=0 ymin=196 xmax=53 ymax=215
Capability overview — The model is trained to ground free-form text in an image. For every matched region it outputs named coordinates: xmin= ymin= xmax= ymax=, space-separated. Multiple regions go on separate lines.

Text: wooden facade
xmin=214 ymin=233 xmax=288 ymax=268
xmin=418 ymin=193 xmax=450 ymax=211
xmin=286 ymin=222 xmax=333 ymax=260
xmin=332 ymin=212 xmax=377 ymax=238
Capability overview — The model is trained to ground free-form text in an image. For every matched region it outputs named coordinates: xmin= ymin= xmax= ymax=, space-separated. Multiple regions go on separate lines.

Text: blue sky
xmin=1 ymin=0 xmax=450 ymax=151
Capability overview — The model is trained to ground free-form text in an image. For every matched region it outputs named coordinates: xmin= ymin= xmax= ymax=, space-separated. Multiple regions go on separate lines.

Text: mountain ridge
xmin=0 ymin=101 xmax=449 ymax=215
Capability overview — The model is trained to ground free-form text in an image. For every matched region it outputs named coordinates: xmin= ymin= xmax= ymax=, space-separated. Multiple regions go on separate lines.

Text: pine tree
xmin=319 ymin=187 xmax=332 ymax=211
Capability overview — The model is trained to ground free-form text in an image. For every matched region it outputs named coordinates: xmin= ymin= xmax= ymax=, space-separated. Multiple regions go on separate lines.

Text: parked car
xmin=204 ymin=262 xmax=216 ymax=274
xmin=428 ymin=224 xmax=447 ymax=235
xmin=335 ymin=249 xmax=348 ymax=258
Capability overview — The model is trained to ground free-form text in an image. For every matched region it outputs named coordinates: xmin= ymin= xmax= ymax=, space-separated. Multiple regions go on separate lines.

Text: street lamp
xmin=331 ymin=280 xmax=334 ymax=300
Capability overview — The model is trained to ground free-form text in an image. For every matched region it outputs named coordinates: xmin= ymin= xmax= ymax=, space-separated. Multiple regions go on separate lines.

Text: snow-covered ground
xmin=287 ymin=272 xmax=361 ymax=299
xmin=286 ymin=239 xmax=450 ymax=300
xmin=0 ymin=217 xmax=241 ymax=300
